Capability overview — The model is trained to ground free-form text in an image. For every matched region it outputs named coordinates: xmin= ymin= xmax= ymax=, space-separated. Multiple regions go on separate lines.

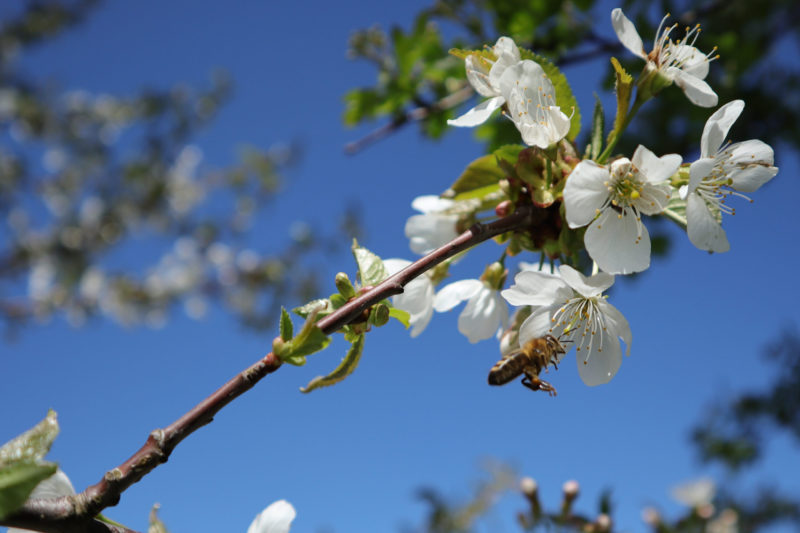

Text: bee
xmin=488 ymin=335 xmax=566 ymax=396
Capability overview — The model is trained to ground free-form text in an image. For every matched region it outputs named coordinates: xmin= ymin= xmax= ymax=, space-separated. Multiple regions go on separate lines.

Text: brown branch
xmin=1 ymin=206 xmax=537 ymax=532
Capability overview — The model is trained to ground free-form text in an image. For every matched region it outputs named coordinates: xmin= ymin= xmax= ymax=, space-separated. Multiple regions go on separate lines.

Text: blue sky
xmin=2 ymin=1 xmax=799 ymax=532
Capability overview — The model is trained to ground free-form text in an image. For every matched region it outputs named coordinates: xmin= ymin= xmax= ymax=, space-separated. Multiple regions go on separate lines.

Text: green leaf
xmin=148 ymin=503 xmax=170 ymax=533
xmin=0 ymin=461 xmax=57 ymax=519
xmin=288 ymin=314 xmax=331 ymax=359
xmin=352 ymin=240 xmax=387 ymax=287
xmin=300 ymin=334 xmax=366 ymax=393
xmin=0 ymin=410 xmax=59 ymax=469
xmin=388 ymin=307 xmax=411 ymax=328
xmin=293 ymin=299 xmax=331 ymax=319
xmin=518 ymin=50 xmax=581 ymax=141
xmin=279 ymin=307 xmax=293 ymax=342
xmin=454 ymin=183 xmax=502 ymax=201
xmin=590 ymin=95 xmax=605 ymax=160
xmin=448 ymin=144 xmax=523 ymax=197
xmin=608 ymin=57 xmax=634 ymax=146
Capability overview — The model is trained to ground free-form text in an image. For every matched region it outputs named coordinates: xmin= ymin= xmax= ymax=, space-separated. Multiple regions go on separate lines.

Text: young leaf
xmin=388 ymin=307 xmax=411 ymax=328
xmin=279 ymin=307 xmax=293 ymax=342
xmin=352 ymin=240 xmax=387 ymax=287
xmin=288 ymin=312 xmax=331 ymax=359
xmin=518 ymin=50 xmax=581 ymax=141
xmin=300 ymin=334 xmax=366 ymax=393
xmin=148 ymin=503 xmax=170 ymax=533
xmin=447 ymin=145 xmax=523 ymax=197
xmin=0 ymin=462 xmax=58 ymax=519
xmin=293 ymin=299 xmax=331 ymax=319
xmin=0 ymin=410 xmax=59 ymax=468
xmin=607 ymin=57 xmax=634 ymax=146
xmin=590 ymin=95 xmax=605 ymax=160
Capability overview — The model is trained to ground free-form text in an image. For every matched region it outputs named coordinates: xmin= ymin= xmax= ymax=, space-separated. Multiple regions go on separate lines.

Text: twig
xmin=1 ymin=206 xmax=537 ymax=532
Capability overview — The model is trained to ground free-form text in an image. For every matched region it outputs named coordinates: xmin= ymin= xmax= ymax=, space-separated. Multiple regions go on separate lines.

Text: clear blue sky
xmin=2 ymin=1 xmax=799 ymax=532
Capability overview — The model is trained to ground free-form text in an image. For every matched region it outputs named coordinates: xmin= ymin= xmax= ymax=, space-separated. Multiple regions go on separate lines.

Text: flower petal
xmin=686 ymin=191 xmax=730 ymax=253
xmin=447 ymin=95 xmax=505 ymax=127
xmin=411 ymin=195 xmax=454 ymax=214
xmin=670 ymin=69 xmax=718 ymax=107
xmin=383 ymin=258 xmax=412 ymax=276
xmin=517 ymin=106 xmax=571 ymax=148
xmin=688 ymin=158 xmax=715 ymax=194
xmin=597 ymin=299 xmax=632 ymax=356
xmin=558 ymin=265 xmax=614 ymax=298
xmin=433 ymin=279 xmax=482 ymax=312
xmin=247 ymin=500 xmax=297 ymax=533
xmin=576 ymin=325 xmax=622 ymax=386
xmin=464 ymin=55 xmax=495 ymax=98
xmin=700 ymin=100 xmax=744 ymax=158
xmin=584 ymin=209 xmax=651 ymax=275
xmin=405 ymin=213 xmax=459 ymax=255
xmin=518 ymin=304 xmax=561 ymax=345
xmin=563 ymin=160 xmax=611 ymax=228
xmin=501 ymin=270 xmax=570 ymax=307
xmin=611 ymin=8 xmax=646 ymax=59
xmin=488 ymin=37 xmax=521 ymax=88
xmin=632 ymin=145 xmax=682 ymax=184
xmin=458 ymin=288 xmax=504 ymax=343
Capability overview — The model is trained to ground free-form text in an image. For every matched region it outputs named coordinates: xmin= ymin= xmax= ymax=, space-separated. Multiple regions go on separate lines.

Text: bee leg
xmin=521 ymin=372 xmax=557 ymax=396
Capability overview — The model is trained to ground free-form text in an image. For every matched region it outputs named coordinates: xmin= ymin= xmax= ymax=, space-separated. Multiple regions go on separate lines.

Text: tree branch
xmin=1 ymin=206 xmax=537 ymax=532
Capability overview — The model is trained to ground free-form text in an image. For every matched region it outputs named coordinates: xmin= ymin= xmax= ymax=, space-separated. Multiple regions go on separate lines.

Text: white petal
xmin=411 ymin=195 xmax=454 ymax=214
xmin=700 ymin=100 xmax=744 ymax=158
xmin=611 ymin=8 xmax=646 ymax=59
xmin=518 ymin=304 xmax=561 ymax=345
xmin=405 ymin=213 xmax=459 ymax=255
xmin=670 ymin=69 xmax=718 ymax=107
xmin=635 ymin=181 xmax=672 ymax=215
xmin=576 ymin=326 xmax=622 ymax=386
xmin=458 ymin=288 xmax=504 ymax=343
xmin=678 ymin=184 xmax=689 ymax=200
xmin=501 ymin=270 xmax=570 ymax=307
xmin=433 ymin=279 xmax=482 ymax=312
xmin=688 ymin=158 xmax=715 ymax=194
xmin=464 ymin=55 xmax=496 ymax=98
xmin=409 ymin=296 xmax=434 ymax=338
xmin=597 ymin=299 xmax=632 ymax=356
xmin=686 ymin=192 xmax=730 ymax=253
xmin=498 ymin=59 xmax=546 ymax=100
xmin=563 ymin=160 xmax=611 ymax=228
xmin=447 ymin=96 xmax=505 ymax=127
xmin=394 ymin=277 xmax=433 ymax=319
xmin=584 ymin=209 xmax=651 ymax=275
xmin=30 ymin=469 xmax=75 ymax=499
xmin=671 ymin=44 xmax=710 ymax=79
xmin=488 ymin=38 xmax=521 ymax=88
xmin=728 ymin=164 xmax=778 ymax=193
xmin=671 ymin=478 xmax=716 ymax=507
xmin=558 ymin=265 xmax=614 ymax=298
xmin=383 ymin=258 xmax=412 ymax=276
xmin=631 ymin=145 xmax=682 ymax=184
xmin=492 ymin=36 xmax=521 ymax=62
xmin=247 ymin=500 xmax=296 ymax=533
xmin=518 ymin=106 xmax=570 ymax=148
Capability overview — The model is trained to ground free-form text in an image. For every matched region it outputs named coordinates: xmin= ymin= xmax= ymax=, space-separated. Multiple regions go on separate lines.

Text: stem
xmin=596 ymin=96 xmax=646 ymax=164
xmin=1 ymin=207 xmax=537 ymax=532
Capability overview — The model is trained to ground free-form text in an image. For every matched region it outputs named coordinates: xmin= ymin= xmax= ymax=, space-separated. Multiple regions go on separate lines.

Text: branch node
xmin=149 ymin=428 xmax=166 ymax=449
xmin=104 ymin=468 xmax=124 ymax=482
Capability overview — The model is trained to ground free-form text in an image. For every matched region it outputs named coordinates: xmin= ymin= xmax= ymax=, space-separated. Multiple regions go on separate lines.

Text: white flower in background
xmin=611 ymin=8 xmax=718 ymax=107
xmin=448 ymin=37 xmax=521 ymax=127
xmin=501 ymin=265 xmax=632 ymax=386
xmin=681 ymin=100 xmax=778 ymax=253
xmin=499 ymin=60 xmax=571 ymax=148
xmin=247 ymin=500 xmax=296 ymax=533
xmin=671 ymin=477 xmax=716 ymax=508
xmin=564 ymin=145 xmax=680 ymax=274
xmin=434 ymin=279 xmax=508 ymax=343
xmin=384 ymin=258 xmax=435 ymax=337
xmin=405 ymin=195 xmax=459 ymax=255
xmin=8 ymin=470 xmax=75 ymax=533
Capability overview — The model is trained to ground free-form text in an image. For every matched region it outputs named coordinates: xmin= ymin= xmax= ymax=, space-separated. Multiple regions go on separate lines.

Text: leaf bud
xmin=335 ymin=272 xmax=356 ymax=299
xmin=369 ymin=303 xmax=390 ymax=327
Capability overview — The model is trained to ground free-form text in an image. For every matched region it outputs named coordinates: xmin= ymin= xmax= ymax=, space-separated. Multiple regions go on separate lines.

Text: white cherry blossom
xmin=501 ymin=265 xmax=632 ymax=386
xmin=448 ymin=37 xmax=520 ymax=127
xmin=499 ymin=59 xmax=570 ymax=148
xmin=404 ymin=195 xmax=460 ymax=255
xmin=384 ymin=258 xmax=435 ymax=337
xmin=611 ymin=8 xmax=718 ymax=107
xmin=563 ymin=145 xmax=680 ymax=274
xmin=8 ymin=470 xmax=75 ymax=533
xmin=434 ymin=279 xmax=508 ymax=343
xmin=247 ymin=500 xmax=296 ymax=533
xmin=681 ymin=100 xmax=778 ymax=252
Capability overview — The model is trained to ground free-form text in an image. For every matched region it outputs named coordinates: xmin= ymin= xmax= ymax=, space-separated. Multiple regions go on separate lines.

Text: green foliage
xmin=0 ymin=410 xmax=60 ymax=519
xmin=448 ymin=145 xmax=521 ymax=197
xmin=148 ymin=504 xmax=170 ymax=533
xmin=275 ymin=308 xmax=331 ymax=367
xmin=352 ymin=240 xmax=388 ymax=287
xmin=279 ymin=307 xmax=293 ymax=342
xmin=388 ymin=307 xmax=411 ymax=328
xmin=605 ymin=57 xmax=634 ymax=157
xmin=300 ymin=333 xmax=365 ymax=393
xmin=589 ymin=96 xmax=604 ymax=160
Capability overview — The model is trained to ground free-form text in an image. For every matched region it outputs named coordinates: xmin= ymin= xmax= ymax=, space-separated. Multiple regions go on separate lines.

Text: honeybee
xmin=488 ymin=335 xmax=566 ymax=396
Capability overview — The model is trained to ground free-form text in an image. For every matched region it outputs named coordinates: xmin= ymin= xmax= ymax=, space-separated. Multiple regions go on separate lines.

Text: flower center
xmin=650 ymin=14 xmax=718 ymax=72
xmin=549 ymin=295 xmax=608 ymax=363
xmin=606 ymin=166 xmax=643 ymax=209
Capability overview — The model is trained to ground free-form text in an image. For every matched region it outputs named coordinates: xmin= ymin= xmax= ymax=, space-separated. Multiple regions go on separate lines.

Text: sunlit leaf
xmin=352 ymin=240 xmax=387 ymax=287
xmin=300 ymin=334 xmax=366 ymax=393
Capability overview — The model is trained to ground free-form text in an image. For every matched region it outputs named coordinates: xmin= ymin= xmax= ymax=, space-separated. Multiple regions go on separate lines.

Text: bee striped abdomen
xmin=487 ymin=352 xmax=530 ymax=385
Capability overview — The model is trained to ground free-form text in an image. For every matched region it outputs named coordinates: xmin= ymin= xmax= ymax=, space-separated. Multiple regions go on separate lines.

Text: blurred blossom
xmin=184 ymin=295 xmax=208 ymax=320
xmin=247 ymin=500 xmax=296 ymax=533
xmin=405 ymin=195 xmax=459 ymax=255
xmin=671 ymin=477 xmax=716 ymax=507
xmin=707 ymin=509 xmax=738 ymax=533
xmin=207 ymin=242 xmax=233 ymax=267
xmin=79 ymin=196 xmax=105 ymax=226
xmin=28 ymin=260 xmax=56 ymax=301
xmin=434 ymin=278 xmax=508 ymax=343
xmin=289 ymin=221 xmax=312 ymax=244
xmin=0 ymin=88 xmax=17 ymax=118
xmin=42 ymin=148 xmax=67 ymax=173
xmin=237 ymin=249 xmax=260 ymax=272
xmin=384 ymin=258 xmax=435 ymax=337
xmin=79 ymin=268 xmax=106 ymax=302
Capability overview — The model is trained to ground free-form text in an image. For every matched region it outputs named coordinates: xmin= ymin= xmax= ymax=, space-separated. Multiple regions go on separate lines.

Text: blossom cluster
xmin=386 ymin=8 xmax=779 ymax=387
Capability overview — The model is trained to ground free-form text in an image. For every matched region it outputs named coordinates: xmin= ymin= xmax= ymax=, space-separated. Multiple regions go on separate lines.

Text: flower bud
xmin=335 ymin=272 xmax=356 ymax=299
xmin=495 ymin=200 xmax=512 ymax=217
xmin=369 ymin=303 xmax=390 ymax=327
